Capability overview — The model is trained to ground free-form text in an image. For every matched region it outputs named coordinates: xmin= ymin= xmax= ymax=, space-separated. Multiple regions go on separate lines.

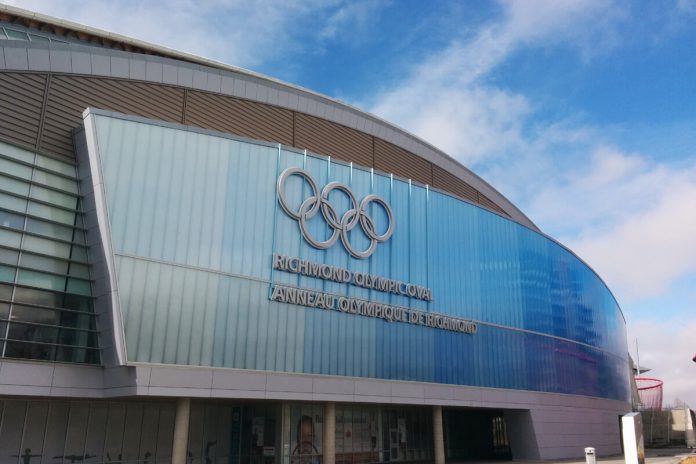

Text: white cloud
xmin=677 ymin=0 xmax=696 ymax=13
xmin=3 ymin=0 xmax=348 ymax=68
xmin=567 ymin=165 xmax=696 ymax=301
xmin=367 ymin=0 xmax=623 ymax=166
xmin=319 ymin=0 xmax=387 ymax=42
xmin=371 ymin=83 xmax=531 ymax=164
xmin=517 ymin=143 xmax=696 ymax=302
xmin=628 ymin=319 xmax=696 ymax=409
xmin=365 ymin=0 xmax=696 ymax=306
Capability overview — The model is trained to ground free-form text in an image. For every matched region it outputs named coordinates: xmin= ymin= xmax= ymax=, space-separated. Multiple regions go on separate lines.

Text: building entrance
xmin=444 ymin=409 xmax=511 ymax=461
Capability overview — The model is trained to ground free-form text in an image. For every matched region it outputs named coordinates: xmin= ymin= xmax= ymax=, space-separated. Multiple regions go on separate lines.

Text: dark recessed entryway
xmin=444 ymin=409 xmax=512 ymax=461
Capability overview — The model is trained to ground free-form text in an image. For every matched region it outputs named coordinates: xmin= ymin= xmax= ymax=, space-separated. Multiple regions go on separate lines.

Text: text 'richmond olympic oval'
xmin=273 ymin=254 xmax=433 ymax=302
xmin=277 ymin=167 xmax=394 ymax=259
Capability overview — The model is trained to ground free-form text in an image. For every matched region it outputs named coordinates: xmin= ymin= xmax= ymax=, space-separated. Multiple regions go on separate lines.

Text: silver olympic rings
xmin=277 ymin=167 xmax=394 ymax=259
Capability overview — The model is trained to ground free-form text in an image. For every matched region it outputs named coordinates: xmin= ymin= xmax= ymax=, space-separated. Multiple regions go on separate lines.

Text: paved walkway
xmin=449 ymin=447 xmax=696 ymax=464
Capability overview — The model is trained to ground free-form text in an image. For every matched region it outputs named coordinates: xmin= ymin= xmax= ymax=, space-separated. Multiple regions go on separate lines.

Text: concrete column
xmin=324 ymin=402 xmax=336 ymax=464
xmin=433 ymin=405 xmax=445 ymax=464
xmin=172 ymin=397 xmax=191 ymax=464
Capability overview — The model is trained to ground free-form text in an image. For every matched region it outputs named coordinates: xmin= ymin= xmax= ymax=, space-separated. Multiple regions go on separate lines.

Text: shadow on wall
xmin=641 ymin=409 xmax=696 ymax=448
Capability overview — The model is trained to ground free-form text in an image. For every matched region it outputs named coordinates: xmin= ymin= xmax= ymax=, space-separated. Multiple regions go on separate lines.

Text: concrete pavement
xmin=449 ymin=447 xmax=696 ymax=464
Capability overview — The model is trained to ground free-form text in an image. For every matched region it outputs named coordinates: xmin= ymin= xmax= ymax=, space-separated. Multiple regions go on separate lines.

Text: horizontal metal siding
xmin=432 ymin=164 xmax=479 ymax=204
xmin=0 ymin=72 xmax=513 ymax=215
xmin=185 ymin=90 xmax=293 ymax=146
xmin=294 ymin=113 xmax=372 ymax=167
xmin=0 ymin=72 xmax=46 ymax=149
xmin=41 ymin=75 xmax=185 ymax=158
xmin=374 ymin=138 xmax=432 ymax=186
xmin=478 ymin=192 xmax=508 ymax=216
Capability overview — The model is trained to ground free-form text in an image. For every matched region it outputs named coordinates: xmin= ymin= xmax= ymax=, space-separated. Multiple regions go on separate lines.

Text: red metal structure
xmin=635 ymin=377 xmax=664 ymax=411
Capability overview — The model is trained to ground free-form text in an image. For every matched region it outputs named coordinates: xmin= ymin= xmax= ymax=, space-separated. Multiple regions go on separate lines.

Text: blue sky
xmin=8 ymin=0 xmax=696 ymax=406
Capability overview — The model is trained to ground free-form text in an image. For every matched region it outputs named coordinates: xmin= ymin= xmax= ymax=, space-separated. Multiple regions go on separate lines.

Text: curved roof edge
xmin=0 ymin=3 xmax=539 ymax=231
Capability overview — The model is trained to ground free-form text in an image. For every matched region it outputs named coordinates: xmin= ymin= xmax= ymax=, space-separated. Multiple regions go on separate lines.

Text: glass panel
xmin=4 ymin=340 xmax=55 ymax=361
xmin=28 ymin=33 xmax=51 ymax=43
xmin=0 ymin=174 xmax=31 ymax=196
xmin=35 ymin=154 xmax=76 ymax=177
xmin=16 ymin=269 xmax=66 ymax=292
xmin=64 ymin=402 xmax=90 ymax=458
xmin=188 ymin=404 xmax=204 ymax=461
xmin=73 ymin=230 xmax=86 ymax=246
xmin=121 ymin=403 xmax=144 ymax=462
xmin=10 ymin=304 xmax=58 ymax=325
xmin=0 ymin=192 xmax=27 ymax=214
xmin=0 ymin=228 xmax=22 ymax=248
xmin=58 ymin=327 xmax=98 ymax=348
xmin=20 ymin=253 xmax=69 ymax=275
xmin=14 ymin=286 xmax=63 ymax=307
xmin=0 ymin=264 xmax=15 ymax=283
xmin=139 ymin=404 xmax=160 ymax=460
xmin=68 ymin=263 xmax=90 ymax=279
xmin=0 ymin=157 xmax=32 ymax=179
xmin=0 ymin=142 xmax=35 ymax=163
xmin=66 ymin=278 xmax=91 ymax=296
xmin=70 ymin=246 xmax=88 ymax=262
xmin=20 ymin=400 xmax=49 ymax=459
xmin=156 ymin=405 xmax=176 ymax=462
xmin=0 ymin=302 xmax=9 ymax=319
xmin=0 ymin=247 xmax=19 ymax=265
xmin=42 ymin=402 xmax=71 ymax=462
xmin=4 ymin=28 xmax=30 ymax=40
xmin=7 ymin=322 xmax=58 ymax=344
xmin=288 ymin=403 xmax=323 ymax=463
xmin=58 ymin=310 xmax=94 ymax=330
xmin=0 ymin=283 xmax=12 ymax=300
xmin=25 ymin=217 xmax=75 ymax=242
xmin=26 ymin=202 xmax=76 ymax=225
xmin=32 ymin=169 xmax=78 ymax=194
xmin=0 ymin=209 xmax=24 ymax=229
xmin=103 ymin=403 xmax=126 ymax=460
xmin=0 ymin=400 xmax=26 ymax=461
xmin=55 ymin=346 xmax=98 ymax=363
xmin=30 ymin=184 xmax=78 ymax=209
xmin=84 ymin=403 xmax=109 ymax=461
xmin=62 ymin=294 xmax=93 ymax=312
xmin=22 ymin=235 xmax=71 ymax=259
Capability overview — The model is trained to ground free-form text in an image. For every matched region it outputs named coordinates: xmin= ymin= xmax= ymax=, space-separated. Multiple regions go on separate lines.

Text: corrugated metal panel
xmin=432 ymin=164 xmax=479 ymax=204
xmin=185 ymin=90 xmax=293 ymax=146
xmin=294 ymin=112 xmax=372 ymax=167
xmin=41 ymin=75 xmax=185 ymax=158
xmin=0 ymin=72 xmax=46 ymax=149
xmin=374 ymin=138 xmax=432 ymax=186
xmin=478 ymin=192 xmax=509 ymax=216
xmin=13 ymin=72 xmax=513 ymax=215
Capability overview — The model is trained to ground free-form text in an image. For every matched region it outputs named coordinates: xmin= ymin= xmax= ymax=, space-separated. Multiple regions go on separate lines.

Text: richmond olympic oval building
xmin=0 ymin=5 xmax=631 ymax=464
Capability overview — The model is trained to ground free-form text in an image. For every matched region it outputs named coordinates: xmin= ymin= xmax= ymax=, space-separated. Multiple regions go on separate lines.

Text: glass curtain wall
xmin=0 ymin=399 xmax=440 ymax=464
xmin=0 ymin=399 xmax=176 ymax=464
xmin=0 ymin=140 xmax=98 ymax=363
xmin=87 ymin=113 xmax=628 ymax=400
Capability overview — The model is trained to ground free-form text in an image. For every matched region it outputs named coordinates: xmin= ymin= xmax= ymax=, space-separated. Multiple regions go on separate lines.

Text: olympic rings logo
xmin=277 ymin=167 xmax=395 ymax=259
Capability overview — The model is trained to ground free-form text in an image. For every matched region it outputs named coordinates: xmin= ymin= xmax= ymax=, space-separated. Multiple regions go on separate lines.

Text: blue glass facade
xmin=88 ymin=112 xmax=629 ymax=402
